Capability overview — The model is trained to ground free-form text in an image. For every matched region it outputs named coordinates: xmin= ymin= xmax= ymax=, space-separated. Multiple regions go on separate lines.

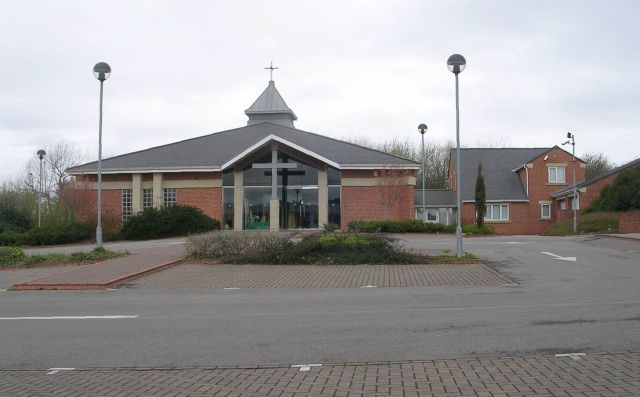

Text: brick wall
xmin=177 ymin=187 xmax=222 ymax=220
xmin=619 ymin=211 xmax=640 ymax=233
xmin=342 ymin=185 xmax=414 ymax=229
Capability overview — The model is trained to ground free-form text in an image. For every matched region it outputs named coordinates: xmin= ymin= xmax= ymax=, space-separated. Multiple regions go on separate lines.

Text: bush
xmin=348 ymin=220 xmax=456 ymax=234
xmin=461 ymin=224 xmax=495 ymax=235
xmin=584 ymin=166 xmax=640 ymax=213
xmin=544 ymin=211 xmax=620 ymax=235
xmin=188 ymin=231 xmax=416 ymax=264
xmin=0 ymin=222 xmax=92 ymax=246
xmin=0 ymin=207 xmax=31 ymax=233
xmin=0 ymin=246 xmax=25 ymax=264
xmin=121 ymin=205 xmax=221 ymax=240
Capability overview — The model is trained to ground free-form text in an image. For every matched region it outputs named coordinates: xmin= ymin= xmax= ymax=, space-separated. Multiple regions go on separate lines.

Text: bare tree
xmin=582 ymin=152 xmax=615 ymax=180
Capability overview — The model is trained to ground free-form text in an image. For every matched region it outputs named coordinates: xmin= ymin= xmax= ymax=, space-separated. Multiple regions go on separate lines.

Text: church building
xmin=68 ymin=78 xmax=419 ymax=231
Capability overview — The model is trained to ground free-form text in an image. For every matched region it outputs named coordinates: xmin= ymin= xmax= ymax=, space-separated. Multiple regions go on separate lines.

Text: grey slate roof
xmin=552 ymin=156 xmax=640 ymax=198
xmin=68 ymin=122 xmax=419 ymax=174
xmin=414 ymin=189 xmax=456 ymax=207
xmin=245 ymin=81 xmax=297 ymax=119
xmin=454 ymin=148 xmax=549 ymax=201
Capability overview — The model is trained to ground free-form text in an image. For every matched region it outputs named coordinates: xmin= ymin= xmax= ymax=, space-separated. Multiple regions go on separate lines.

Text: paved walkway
xmin=10 ymin=244 xmax=186 ymax=291
xmin=128 ymin=263 xmax=515 ymax=289
xmin=1 ymin=351 xmax=637 ymax=396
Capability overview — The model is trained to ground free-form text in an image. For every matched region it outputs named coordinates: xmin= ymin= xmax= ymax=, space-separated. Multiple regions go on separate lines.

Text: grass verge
xmin=0 ymin=247 xmax=126 ymax=269
xmin=543 ymin=211 xmax=621 ymax=236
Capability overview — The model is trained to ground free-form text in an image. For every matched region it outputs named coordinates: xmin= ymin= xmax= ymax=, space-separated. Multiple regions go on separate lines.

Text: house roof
xmin=453 ymin=148 xmax=549 ymax=201
xmin=552 ymin=156 xmax=640 ymax=198
xmin=68 ymin=122 xmax=419 ymax=174
xmin=414 ymin=189 xmax=456 ymax=207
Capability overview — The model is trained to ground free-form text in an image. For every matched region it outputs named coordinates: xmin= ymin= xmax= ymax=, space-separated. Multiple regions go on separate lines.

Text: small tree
xmin=583 ymin=152 xmax=615 ymax=180
xmin=474 ymin=164 xmax=486 ymax=228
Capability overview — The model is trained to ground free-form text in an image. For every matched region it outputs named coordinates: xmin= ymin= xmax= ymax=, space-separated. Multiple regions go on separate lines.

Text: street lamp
xmin=447 ymin=53 xmax=466 ymax=257
xmin=562 ymin=132 xmax=577 ymax=234
xmin=36 ymin=149 xmax=46 ymax=228
xmin=418 ymin=124 xmax=428 ymax=222
xmin=93 ymin=62 xmax=111 ymax=248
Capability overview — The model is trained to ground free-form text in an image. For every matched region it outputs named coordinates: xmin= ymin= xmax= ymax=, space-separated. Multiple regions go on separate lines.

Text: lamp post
xmin=447 ymin=54 xmax=466 ymax=258
xmin=562 ymin=132 xmax=577 ymax=234
xmin=36 ymin=149 xmax=46 ymax=228
xmin=93 ymin=62 xmax=111 ymax=248
xmin=418 ymin=124 xmax=428 ymax=222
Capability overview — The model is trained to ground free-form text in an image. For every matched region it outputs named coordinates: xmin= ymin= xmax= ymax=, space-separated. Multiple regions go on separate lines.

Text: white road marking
xmin=0 ymin=315 xmax=138 ymax=320
xmin=0 ymin=289 xmax=6 ymax=292
xmin=555 ymin=353 xmax=586 ymax=360
xmin=360 ymin=285 xmax=377 ymax=288
xmin=291 ymin=363 xmax=322 ymax=372
xmin=47 ymin=368 xmax=75 ymax=375
xmin=541 ymin=252 xmax=577 ymax=262
xmin=106 ymin=288 xmax=119 ymax=291
xmin=224 ymin=287 xmax=241 ymax=290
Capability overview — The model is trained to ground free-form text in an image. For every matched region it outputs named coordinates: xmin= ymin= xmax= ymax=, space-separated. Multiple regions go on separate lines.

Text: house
xmin=67 ymin=79 xmax=419 ymax=231
xmin=551 ymin=157 xmax=640 ymax=215
xmin=417 ymin=147 xmax=587 ymax=234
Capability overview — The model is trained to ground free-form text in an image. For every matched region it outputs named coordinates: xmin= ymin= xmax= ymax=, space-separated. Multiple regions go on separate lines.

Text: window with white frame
xmin=541 ymin=203 xmax=551 ymax=219
xmin=485 ymin=203 xmax=509 ymax=221
xmin=560 ymin=199 xmax=567 ymax=210
xmin=571 ymin=195 xmax=580 ymax=210
xmin=122 ymin=189 xmax=132 ymax=221
xmin=548 ymin=166 xmax=566 ymax=184
xmin=142 ymin=188 xmax=153 ymax=210
xmin=163 ymin=188 xmax=177 ymax=207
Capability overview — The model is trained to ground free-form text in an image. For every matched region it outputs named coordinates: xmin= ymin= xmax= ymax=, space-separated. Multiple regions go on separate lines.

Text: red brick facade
xmin=619 ymin=211 xmax=640 ymax=233
xmin=342 ymin=185 xmax=415 ymax=228
xmin=177 ymin=187 xmax=222 ymax=221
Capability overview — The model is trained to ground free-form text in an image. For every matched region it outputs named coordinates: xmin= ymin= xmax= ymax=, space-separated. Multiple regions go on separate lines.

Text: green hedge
xmin=0 ymin=222 xmax=92 ymax=246
xmin=461 ymin=224 xmax=495 ymax=235
xmin=0 ymin=246 xmax=25 ymax=264
xmin=584 ymin=166 xmax=640 ymax=214
xmin=120 ymin=205 xmax=220 ymax=240
xmin=348 ymin=220 xmax=456 ymax=233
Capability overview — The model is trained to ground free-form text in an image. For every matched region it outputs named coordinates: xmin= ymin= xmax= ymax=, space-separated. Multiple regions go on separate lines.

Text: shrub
xmin=0 ymin=207 xmax=31 ymax=233
xmin=348 ymin=220 xmax=456 ymax=234
xmin=461 ymin=224 xmax=495 ymax=235
xmin=544 ymin=211 xmax=620 ymax=235
xmin=0 ymin=246 xmax=25 ymax=264
xmin=0 ymin=222 xmax=92 ymax=246
xmin=120 ymin=206 xmax=221 ymax=240
xmin=584 ymin=166 xmax=640 ymax=213
xmin=187 ymin=231 xmax=415 ymax=264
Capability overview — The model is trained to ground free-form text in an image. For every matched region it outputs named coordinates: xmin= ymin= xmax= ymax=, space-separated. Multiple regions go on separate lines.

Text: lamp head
xmin=93 ymin=62 xmax=111 ymax=81
xmin=418 ymin=123 xmax=428 ymax=135
xmin=37 ymin=149 xmax=46 ymax=160
xmin=447 ymin=54 xmax=466 ymax=74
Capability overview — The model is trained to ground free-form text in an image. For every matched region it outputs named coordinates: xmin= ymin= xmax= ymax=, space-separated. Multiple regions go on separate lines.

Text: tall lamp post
xmin=418 ymin=124 xmax=428 ymax=222
xmin=562 ymin=132 xmax=577 ymax=234
xmin=447 ymin=54 xmax=466 ymax=258
xmin=36 ymin=149 xmax=46 ymax=228
xmin=93 ymin=62 xmax=111 ymax=248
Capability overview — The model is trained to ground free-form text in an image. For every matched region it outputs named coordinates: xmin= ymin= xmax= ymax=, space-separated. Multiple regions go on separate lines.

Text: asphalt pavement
xmin=1 ymin=234 xmax=638 ymax=370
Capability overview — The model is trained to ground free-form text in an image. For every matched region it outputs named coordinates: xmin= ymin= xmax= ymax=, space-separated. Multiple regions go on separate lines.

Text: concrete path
xmin=10 ymin=244 xmax=186 ymax=291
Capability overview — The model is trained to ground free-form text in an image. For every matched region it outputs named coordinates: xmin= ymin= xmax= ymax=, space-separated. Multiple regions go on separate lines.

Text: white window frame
xmin=163 ymin=188 xmax=177 ymax=207
xmin=560 ymin=199 xmax=567 ymax=210
xmin=122 ymin=189 xmax=132 ymax=221
xmin=571 ymin=195 xmax=580 ymax=210
xmin=548 ymin=166 xmax=566 ymax=184
xmin=142 ymin=188 xmax=154 ymax=210
xmin=540 ymin=203 xmax=551 ymax=219
xmin=485 ymin=203 xmax=509 ymax=221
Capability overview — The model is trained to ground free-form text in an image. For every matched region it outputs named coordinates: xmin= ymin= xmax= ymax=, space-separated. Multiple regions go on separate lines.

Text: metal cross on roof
xmin=264 ymin=61 xmax=279 ymax=81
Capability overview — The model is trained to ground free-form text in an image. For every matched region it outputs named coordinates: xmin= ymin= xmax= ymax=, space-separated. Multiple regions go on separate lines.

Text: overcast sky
xmin=1 ymin=0 xmax=639 ymax=180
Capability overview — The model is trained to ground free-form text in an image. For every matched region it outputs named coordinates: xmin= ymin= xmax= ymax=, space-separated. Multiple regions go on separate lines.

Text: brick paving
xmin=1 ymin=351 xmax=638 ymax=396
xmin=10 ymin=244 xmax=186 ymax=290
xmin=128 ymin=263 xmax=515 ymax=289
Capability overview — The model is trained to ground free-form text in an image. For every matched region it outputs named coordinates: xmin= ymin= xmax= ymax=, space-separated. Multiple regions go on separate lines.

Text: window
xmin=223 ymin=187 xmax=234 ymax=230
xmin=485 ymin=203 xmax=509 ymax=221
xmin=571 ymin=195 xmax=580 ymax=210
xmin=142 ymin=188 xmax=153 ymax=210
xmin=541 ymin=203 xmax=551 ymax=219
xmin=122 ymin=189 xmax=132 ymax=221
xmin=328 ymin=186 xmax=341 ymax=228
xmin=163 ymin=188 xmax=177 ymax=207
xmin=560 ymin=199 xmax=567 ymax=210
xmin=548 ymin=166 xmax=566 ymax=184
